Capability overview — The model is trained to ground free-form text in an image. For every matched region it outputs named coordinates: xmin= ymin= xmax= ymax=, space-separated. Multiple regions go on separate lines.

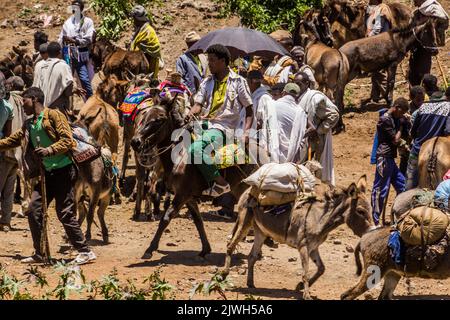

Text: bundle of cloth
xmin=388 ymin=204 xmax=450 ymax=272
xmin=243 ymin=161 xmax=322 ymax=207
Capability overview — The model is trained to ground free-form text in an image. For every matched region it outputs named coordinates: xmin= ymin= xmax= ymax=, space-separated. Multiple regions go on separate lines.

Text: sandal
xmin=202 ymin=182 xmax=231 ymax=198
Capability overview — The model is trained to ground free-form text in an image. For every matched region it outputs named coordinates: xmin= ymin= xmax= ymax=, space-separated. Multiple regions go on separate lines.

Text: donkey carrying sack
xmin=398 ymin=206 xmax=449 ymax=246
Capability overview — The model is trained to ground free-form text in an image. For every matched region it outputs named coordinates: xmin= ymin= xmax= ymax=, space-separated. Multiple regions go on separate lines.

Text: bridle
xmin=412 ymin=25 xmax=439 ymax=51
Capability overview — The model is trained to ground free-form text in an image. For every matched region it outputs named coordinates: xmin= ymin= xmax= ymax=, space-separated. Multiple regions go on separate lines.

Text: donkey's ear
xmin=356 ymin=175 xmax=367 ymax=194
xmin=347 ymin=183 xmax=359 ymax=200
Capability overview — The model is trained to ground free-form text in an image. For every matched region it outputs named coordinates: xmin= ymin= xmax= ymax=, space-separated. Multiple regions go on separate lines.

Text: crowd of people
xmin=0 ymin=0 xmax=448 ymax=266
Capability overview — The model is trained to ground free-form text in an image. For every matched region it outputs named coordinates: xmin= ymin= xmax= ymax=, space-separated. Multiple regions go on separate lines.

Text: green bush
xmin=90 ymin=0 xmax=159 ymax=41
xmin=216 ymin=0 xmax=323 ymax=33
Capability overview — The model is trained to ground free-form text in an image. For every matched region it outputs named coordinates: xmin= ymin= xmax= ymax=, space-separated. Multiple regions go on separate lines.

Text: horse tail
xmin=354 ymin=241 xmax=363 ymax=276
xmin=427 ymin=136 xmax=439 ymax=189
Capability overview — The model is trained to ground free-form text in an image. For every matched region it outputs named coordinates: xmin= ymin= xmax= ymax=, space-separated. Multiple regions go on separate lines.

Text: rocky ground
xmin=0 ymin=0 xmax=449 ymax=300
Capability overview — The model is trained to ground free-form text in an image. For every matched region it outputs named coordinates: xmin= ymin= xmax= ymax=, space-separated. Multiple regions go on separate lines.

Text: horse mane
xmin=391 ymin=25 xmax=414 ymax=35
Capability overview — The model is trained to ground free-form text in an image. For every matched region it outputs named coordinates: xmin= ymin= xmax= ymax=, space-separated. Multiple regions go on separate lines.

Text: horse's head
xmin=97 ymin=74 xmax=129 ymax=107
xmin=435 ymin=17 xmax=449 ymax=47
xmin=131 ymin=94 xmax=179 ymax=155
xmin=413 ymin=18 xmax=441 ymax=53
xmin=323 ymin=0 xmax=343 ymax=24
xmin=297 ymin=11 xmax=334 ymax=47
xmin=315 ymin=12 xmax=335 ymax=47
xmin=322 ymin=175 xmax=374 ymax=237
xmin=91 ymin=37 xmax=115 ymax=73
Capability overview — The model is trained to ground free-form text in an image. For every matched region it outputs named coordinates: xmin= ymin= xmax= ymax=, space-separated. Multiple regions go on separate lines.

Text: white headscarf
xmin=419 ymin=0 xmax=449 ymax=19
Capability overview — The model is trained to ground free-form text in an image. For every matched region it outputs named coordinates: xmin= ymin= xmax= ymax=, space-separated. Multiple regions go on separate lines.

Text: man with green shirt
xmin=0 ymin=87 xmax=96 ymax=265
xmin=189 ymin=44 xmax=254 ymax=198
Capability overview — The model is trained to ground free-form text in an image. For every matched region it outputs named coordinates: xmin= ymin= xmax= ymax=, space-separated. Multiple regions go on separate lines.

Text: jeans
xmin=405 ymin=152 xmax=419 ymax=191
xmin=73 ymin=60 xmax=93 ymax=98
xmin=27 ymin=165 xmax=89 ymax=255
xmin=189 ymin=128 xmax=224 ymax=184
xmin=0 ymin=158 xmax=18 ymax=225
xmin=371 ymin=157 xmax=406 ymax=225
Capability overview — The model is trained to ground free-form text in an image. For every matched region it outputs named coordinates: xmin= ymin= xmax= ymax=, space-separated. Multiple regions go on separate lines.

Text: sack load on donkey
xmin=388 ymin=201 xmax=450 ymax=273
xmin=243 ymin=161 xmax=322 ymax=207
xmin=397 ymin=206 xmax=449 ymax=246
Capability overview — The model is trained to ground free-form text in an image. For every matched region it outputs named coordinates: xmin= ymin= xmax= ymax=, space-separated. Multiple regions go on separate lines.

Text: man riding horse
xmin=188 ymin=44 xmax=254 ymax=198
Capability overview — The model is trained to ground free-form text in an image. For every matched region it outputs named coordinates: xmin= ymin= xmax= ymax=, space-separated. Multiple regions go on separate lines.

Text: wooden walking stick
xmin=435 ymin=55 xmax=448 ymax=88
xmin=36 ymin=137 xmax=51 ymax=264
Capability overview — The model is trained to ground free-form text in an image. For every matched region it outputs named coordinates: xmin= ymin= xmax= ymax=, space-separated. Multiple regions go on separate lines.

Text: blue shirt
xmin=0 ymin=99 xmax=13 ymax=138
xmin=411 ymin=100 xmax=450 ymax=156
xmin=175 ymin=53 xmax=206 ymax=95
xmin=435 ymin=180 xmax=450 ymax=210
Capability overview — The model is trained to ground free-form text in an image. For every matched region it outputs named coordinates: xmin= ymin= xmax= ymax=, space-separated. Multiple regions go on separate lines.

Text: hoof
xmin=141 ymin=251 xmax=153 ymax=260
xmin=119 ymin=178 xmax=125 ymax=190
xmin=303 ymin=294 xmax=312 ymax=300
xmin=103 ymin=235 xmax=109 ymax=245
xmin=85 ymin=233 xmax=92 ymax=241
xmin=247 ymin=282 xmax=255 ymax=289
xmin=296 ymin=282 xmax=304 ymax=291
xmin=199 ymin=247 xmax=211 ymax=258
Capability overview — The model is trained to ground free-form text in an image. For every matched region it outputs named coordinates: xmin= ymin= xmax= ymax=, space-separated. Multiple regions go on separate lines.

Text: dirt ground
xmin=0 ymin=0 xmax=449 ymax=300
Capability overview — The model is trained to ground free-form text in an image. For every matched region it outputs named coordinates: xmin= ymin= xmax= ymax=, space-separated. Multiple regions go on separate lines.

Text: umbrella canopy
xmin=187 ymin=27 xmax=290 ymax=59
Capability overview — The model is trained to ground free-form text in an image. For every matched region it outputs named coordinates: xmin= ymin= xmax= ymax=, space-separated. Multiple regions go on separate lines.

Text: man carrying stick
xmin=0 ymin=87 xmax=96 ymax=265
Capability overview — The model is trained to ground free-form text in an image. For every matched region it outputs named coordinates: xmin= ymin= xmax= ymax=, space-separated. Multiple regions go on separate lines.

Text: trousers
xmin=371 ymin=157 xmax=406 ymax=225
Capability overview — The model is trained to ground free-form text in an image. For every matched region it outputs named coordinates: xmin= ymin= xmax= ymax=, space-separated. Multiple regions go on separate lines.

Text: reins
xmin=412 ymin=28 xmax=439 ymax=51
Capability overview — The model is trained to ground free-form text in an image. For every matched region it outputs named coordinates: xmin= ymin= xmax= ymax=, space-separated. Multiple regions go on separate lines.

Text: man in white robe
xmin=33 ymin=42 xmax=74 ymax=117
xmin=266 ymin=83 xmax=308 ymax=164
xmin=295 ymin=72 xmax=339 ymax=186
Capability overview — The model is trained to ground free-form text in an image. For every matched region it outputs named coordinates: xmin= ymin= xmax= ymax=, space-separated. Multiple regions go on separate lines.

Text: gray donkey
xmin=222 ymin=175 xmax=374 ymax=300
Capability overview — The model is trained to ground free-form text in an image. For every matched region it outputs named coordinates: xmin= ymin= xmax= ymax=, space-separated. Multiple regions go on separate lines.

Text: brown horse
xmin=418 ymin=136 xmax=450 ymax=190
xmin=323 ymin=0 xmax=412 ymax=48
xmin=91 ymin=38 xmax=150 ymax=81
xmin=339 ymin=19 xmax=439 ymax=105
xmin=131 ymin=96 xmax=257 ymax=260
xmin=294 ymin=11 xmax=349 ymax=132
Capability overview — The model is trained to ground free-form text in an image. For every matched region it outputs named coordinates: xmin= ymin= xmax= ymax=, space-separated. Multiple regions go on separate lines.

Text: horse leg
xmin=120 ymin=123 xmax=132 ymax=188
xmin=222 ymin=205 xmax=254 ymax=277
xmin=334 ymin=84 xmax=346 ymax=133
xmin=341 ymin=266 xmax=375 ymax=300
xmin=246 ymin=224 xmax=266 ymax=289
xmin=141 ymin=195 xmax=185 ymax=260
xmin=298 ymin=246 xmax=312 ymax=300
xmin=296 ymin=248 xmax=325 ymax=291
xmin=163 ymin=192 xmax=171 ymax=213
xmin=97 ymin=195 xmax=111 ymax=244
xmin=85 ymin=197 xmax=97 ymax=242
xmin=151 ymin=180 xmax=164 ymax=220
xmin=385 ymin=63 xmax=398 ymax=106
xmin=77 ymin=198 xmax=88 ymax=227
xmin=133 ymin=165 xmax=146 ymax=221
xmin=186 ymin=200 xmax=211 ymax=257
xmin=378 ymin=272 xmax=401 ymax=300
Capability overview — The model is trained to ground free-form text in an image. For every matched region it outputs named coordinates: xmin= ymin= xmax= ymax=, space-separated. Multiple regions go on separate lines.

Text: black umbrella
xmin=187 ymin=27 xmax=290 ymax=59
